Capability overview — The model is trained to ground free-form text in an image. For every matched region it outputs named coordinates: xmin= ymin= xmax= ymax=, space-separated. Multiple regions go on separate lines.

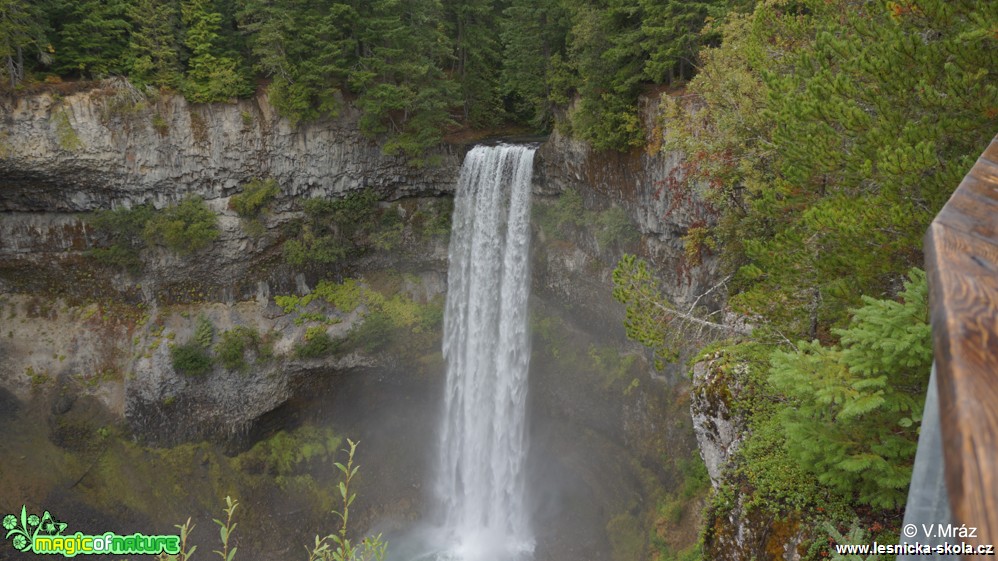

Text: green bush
xmin=282 ymin=190 xmax=381 ymax=267
xmin=282 ymin=231 xmax=349 ymax=267
xmin=347 ymin=310 xmax=393 ymax=353
xmin=89 ymin=204 xmax=156 ymax=273
xmin=537 ymin=189 xmax=586 ymax=237
xmin=537 ymin=191 xmax=637 ymax=249
xmin=143 ymin=196 xmax=219 ymax=254
xmin=419 ymin=198 xmax=453 ymax=238
xmin=417 ymin=299 xmax=445 ymax=332
xmin=230 ymin=178 xmax=279 ymax=218
xmin=295 ymin=326 xmax=338 ymax=359
xmin=214 ymin=326 xmax=260 ymax=371
xmin=171 ymin=342 xmax=213 ymax=376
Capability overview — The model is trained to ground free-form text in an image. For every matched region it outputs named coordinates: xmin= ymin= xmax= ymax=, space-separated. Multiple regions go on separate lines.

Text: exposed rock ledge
xmin=0 ymin=79 xmax=461 ymax=212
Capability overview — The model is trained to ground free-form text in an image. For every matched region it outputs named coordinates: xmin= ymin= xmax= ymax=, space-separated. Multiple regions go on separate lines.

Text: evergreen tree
xmin=125 ymin=0 xmax=182 ymax=87
xmin=612 ymin=253 xmax=746 ymax=368
xmin=350 ymin=0 xmax=459 ymax=160
xmin=665 ymin=0 xmax=998 ymax=338
xmin=0 ymin=0 xmax=49 ymax=87
xmin=238 ymin=0 xmax=357 ymax=124
xmin=446 ymin=0 xmax=502 ymax=127
xmin=181 ymin=0 xmax=250 ymax=102
xmin=639 ymin=0 xmax=727 ymax=83
xmin=498 ymin=0 xmax=570 ymax=129
xmin=769 ymin=269 xmax=932 ymax=509
xmin=565 ymin=0 xmax=646 ymax=151
xmin=50 ymin=0 xmax=132 ymax=78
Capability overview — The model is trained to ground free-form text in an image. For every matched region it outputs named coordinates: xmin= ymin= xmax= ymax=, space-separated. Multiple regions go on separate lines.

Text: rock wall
xmin=0 ymin=79 xmax=460 ymax=213
xmin=690 ymin=352 xmax=746 ymax=488
xmin=534 ymin=96 xmax=720 ymax=310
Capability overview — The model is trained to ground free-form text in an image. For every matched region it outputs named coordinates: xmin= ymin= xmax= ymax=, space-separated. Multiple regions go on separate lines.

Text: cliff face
xmin=0 ymin=81 xmax=462 ymax=444
xmin=534 ymin=96 xmax=720 ymax=311
xmin=0 ymin=79 xmax=459 ymax=213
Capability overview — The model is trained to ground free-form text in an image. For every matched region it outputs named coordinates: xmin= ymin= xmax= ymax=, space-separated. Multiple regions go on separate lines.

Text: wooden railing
xmin=924 ymin=134 xmax=998 ymax=548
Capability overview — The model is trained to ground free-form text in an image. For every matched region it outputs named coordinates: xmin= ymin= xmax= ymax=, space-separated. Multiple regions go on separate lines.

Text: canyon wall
xmin=0 ymin=82 xmax=731 ymax=561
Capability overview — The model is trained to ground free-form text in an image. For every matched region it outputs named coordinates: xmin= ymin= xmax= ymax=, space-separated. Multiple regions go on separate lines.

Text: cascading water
xmin=429 ymin=144 xmax=536 ymax=561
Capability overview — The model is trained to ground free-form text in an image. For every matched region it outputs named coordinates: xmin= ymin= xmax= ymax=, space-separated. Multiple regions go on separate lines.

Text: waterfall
xmin=434 ymin=144 xmax=536 ymax=561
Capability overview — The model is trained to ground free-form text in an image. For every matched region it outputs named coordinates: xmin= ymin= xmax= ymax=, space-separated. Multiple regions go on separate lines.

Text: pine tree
xmin=125 ymin=0 xmax=182 ymax=87
xmin=350 ymin=0 xmax=459 ymax=160
xmin=612 ymin=253 xmax=747 ymax=368
xmin=0 ymin=0 xmax=49 ymax=87
xmin=238 ymin=0 xmax=357 ymax=124
xmin=446 ymin=0 xmax=502 ymax=128
xmin=180 ymin=0 xmax=250 ymax=102
xmin=498 ymin=0 xmax=570 ymax=129
xmin=565 ymin=0 xmax=646 ymax=151
xmin=768 ymin=269 xmax=932 ymax=509
xmin=50 ymin=0 xmax=132 ymax=78
xmin=665 ymin=0 xmax=997 ymax=339
xmin=639 ymin=0 xmax=727 ymax=83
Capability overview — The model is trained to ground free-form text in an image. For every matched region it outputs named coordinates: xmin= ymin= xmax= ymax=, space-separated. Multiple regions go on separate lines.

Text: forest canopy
xmin=0 ymin=0 xmax=739 ymax=155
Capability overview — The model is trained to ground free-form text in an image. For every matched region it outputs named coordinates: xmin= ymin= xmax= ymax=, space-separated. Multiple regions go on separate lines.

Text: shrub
xmin=143 ymin=196 xmax=219 ymax=254
xmin=230 ymin=178 xmax=279 ymax=218
xmin=312 ymin=279 xmax=366 ymax=312
xmin=417 ymin=298 xmax=445 ymax=331
xmin=282 ymin=229 xmax=349 ymax=267
xmin=420 ymin=198 xmax=453 ymax=238
xmin=347 ymin=311 xmax=393 ymax=353
xmin=296 ymin=326 xmax=337 ymax=359
xmin=595 ymin=206 xmax=639 ymax=248
xmin=171 ymin=342 xmax=213 ymax=376
xmin=215 ymin=326 xmax=260 ymax=371
xmin=283 ymin=190 xmax=380 ymax=266
xmin=89 ymin=204 xmax=156 ymax=273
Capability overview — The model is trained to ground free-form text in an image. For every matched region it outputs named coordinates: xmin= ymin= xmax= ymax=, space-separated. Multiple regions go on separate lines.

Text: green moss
xmin=236 ymin=426 xmax=342 ymax=478
xmin=67 ymin=423 xmax=345 ymax=555
xmin=26 ymin=366 xmax=51 ymax=387
xmin=152 ymin=113 xmax=169 ymax=136
xmin=53 ymin=110 xmax=82 ymax=151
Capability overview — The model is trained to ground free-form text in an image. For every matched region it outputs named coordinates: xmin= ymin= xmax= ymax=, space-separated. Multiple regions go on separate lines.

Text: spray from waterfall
xmin=431 ymin=144 xmax=536 ymax=561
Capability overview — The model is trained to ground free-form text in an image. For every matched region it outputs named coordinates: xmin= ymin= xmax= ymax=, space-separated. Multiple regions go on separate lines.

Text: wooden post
xmin=924 ymin=134 xmax=998 ymax=551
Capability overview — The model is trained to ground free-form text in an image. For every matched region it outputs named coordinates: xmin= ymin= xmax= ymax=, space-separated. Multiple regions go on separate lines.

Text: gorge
xmin=0 ymin=84 xmax=712 ymax=561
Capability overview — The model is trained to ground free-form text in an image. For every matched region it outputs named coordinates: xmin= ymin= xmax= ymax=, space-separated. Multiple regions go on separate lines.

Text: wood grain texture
xmin=925 ymin=134 xmax=998 ymax=551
